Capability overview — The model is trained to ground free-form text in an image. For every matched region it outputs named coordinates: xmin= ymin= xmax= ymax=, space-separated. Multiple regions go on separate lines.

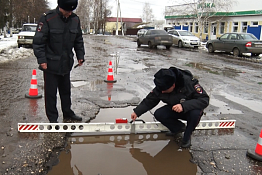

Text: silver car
xmin=168 ymin=29 xmax=200 ymax=48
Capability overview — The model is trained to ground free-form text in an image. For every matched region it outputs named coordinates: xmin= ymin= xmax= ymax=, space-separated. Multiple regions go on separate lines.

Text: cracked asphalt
xmin=0 ymin=35 xmax=262 ymax=174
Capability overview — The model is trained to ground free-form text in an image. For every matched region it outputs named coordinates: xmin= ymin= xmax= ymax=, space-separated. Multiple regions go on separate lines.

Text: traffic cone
xmin=104 ymin=61 xmax=117 ymax=83
xmin=25 ymin=69 xmax=42 ymax=99
xmin=246 ymin=129 xmax=262 ymax=161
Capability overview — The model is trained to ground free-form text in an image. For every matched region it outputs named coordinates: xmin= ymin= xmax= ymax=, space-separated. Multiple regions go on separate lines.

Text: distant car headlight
xmin=18 ymin=36 xmax=24 ymax=39
xmin=182 ymin=38 xmax=189 ymax=41
xmin=155 ymin=37 xmax=161 ymax=40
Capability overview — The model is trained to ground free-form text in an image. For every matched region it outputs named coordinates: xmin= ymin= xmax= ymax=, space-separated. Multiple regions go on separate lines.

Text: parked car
xmin=12 ymin=28 xmax=20 ymax=34
xmin=137 ymin=29 xmax=173 ymax=49
xmin=206 ymin=32 xmax=262 ymax=57
xmin=137 ymin=29 xmax=148 ymax=37
xmin=17 ymin=23 xmax=37 ymax=48
xmin=168 ymin=29 xmax=200 ymax=48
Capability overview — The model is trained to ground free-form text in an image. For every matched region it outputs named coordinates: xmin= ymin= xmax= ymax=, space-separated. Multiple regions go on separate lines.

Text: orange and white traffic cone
xmin=25 ymin=69 xmax=42 ymax=99
xmin=104 ymin=61 xmax=117 ymax=83
xmin=247 ymin=129 xmax=262 ymax=161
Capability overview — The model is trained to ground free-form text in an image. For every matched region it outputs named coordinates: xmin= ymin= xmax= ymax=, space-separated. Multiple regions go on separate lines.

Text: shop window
xmin=220 ymin=22 xmax=225 ymax=34
xmin=189 ymin=22 xmax=193 ymax=32
xmin=251 ymin=21 xmax=258 ymax=26
xmin=204 ymin=22 xmax=209 ymax=34
xmin=242 ymin=22 xmax=247 ymax=33
xmin=233 ymin=22 xmax=238 ymax=32
xmin=195 ymin=22 xmax=198 ymax=33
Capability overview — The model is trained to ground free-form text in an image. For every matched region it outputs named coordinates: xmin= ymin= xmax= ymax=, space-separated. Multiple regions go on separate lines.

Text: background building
xmin=165 ymin=0 xmax=262 ymax=40
xmin=105 ymin=17 xmax=142 ymax=35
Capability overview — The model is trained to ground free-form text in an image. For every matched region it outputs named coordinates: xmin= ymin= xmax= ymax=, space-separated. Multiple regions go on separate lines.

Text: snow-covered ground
xmin=0 ymin=34 xmax=33 ymax=63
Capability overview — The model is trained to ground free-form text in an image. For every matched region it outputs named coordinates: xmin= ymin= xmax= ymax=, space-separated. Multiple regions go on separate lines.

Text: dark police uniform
xmin=33 ymin=7 xmax=85 ymax=122
xmin=133 ymin=67 xmax=209 ymax=143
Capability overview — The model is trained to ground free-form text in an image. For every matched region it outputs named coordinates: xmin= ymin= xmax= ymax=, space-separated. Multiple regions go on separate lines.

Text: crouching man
xmin=131 ymin=67 xmax=209 ymax=148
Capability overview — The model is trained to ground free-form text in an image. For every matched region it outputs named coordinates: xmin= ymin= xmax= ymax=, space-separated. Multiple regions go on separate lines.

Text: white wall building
xmin=165 ymin=0 xmax=262 ymax=40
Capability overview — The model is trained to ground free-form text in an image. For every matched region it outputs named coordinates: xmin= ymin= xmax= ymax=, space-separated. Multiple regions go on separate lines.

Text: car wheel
xmin=233 ymin=48 xmax=241 ymax=57
xmin=208 ymin=44 xmax=214 ymax=53
xmin=148 ymin=41 xmax=153 ymax=49
xmin=178 ymin=41 xmax=183 ymax=48
xmin=18 ymin=44 xmax=21 ymax=48
xmin=166 ymin=45 xmax=171 ymax=50
xmin=137 ymin=40 xmax=141 ymax=47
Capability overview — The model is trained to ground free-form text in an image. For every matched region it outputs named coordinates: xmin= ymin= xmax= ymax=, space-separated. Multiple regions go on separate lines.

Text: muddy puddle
xmin=47 ymin=107 xmax=198 ymax=175
xmin=185 ymin=62 xmax=240 ymax=78
xmin=92 ymin=106 xmax=155 ymax=123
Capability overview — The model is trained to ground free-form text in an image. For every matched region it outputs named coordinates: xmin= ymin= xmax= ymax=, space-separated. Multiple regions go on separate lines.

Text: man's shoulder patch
xmin=194 ymin=84 xmax=203 ymax=94
xmin=37 ymin=22 xmax=43 ymax=32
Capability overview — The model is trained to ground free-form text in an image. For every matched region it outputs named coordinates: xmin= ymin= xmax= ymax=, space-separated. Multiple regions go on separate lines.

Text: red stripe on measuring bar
xmin=226 ymin=122 xmax=231 ymax=127
xmin=23 ymin=125 xmax=30 ymax=130
xmin=220 ymin=122 xmax=226 ymax=127
xmin=28 ymin=125 xmax=34 ymax=130
xmin=32 ymin=125 xmax=38 ymax=130
xmin=230 ymin=122 xmax=235 ymax=126
xmin=19 ymin=125 xmax=25 ymax=131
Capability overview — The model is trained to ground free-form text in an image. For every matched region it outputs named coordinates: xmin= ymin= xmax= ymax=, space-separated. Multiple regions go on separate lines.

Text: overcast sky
xmin=47 ymin=0 xmax=181 ymax=20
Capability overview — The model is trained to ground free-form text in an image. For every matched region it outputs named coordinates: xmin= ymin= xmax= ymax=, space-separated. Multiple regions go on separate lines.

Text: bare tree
xmin=89 ymin=0 xmax=111 ymax=34
xmin=166 ymin=0 xmax=235 ymax=38
xmin=0 ymin=0 xmax=9 ymax=29
xmin=12 ymin=0 xmax=48 ymax=27
xmin=76 ymin=0 xmax=93 ymax=33
xmin=142 ymin=2 xmax=154 ymax=23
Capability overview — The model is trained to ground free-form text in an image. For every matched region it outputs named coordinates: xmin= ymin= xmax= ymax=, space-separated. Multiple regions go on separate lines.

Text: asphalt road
xmin=0 ymin=35 xmax=262 ymax=174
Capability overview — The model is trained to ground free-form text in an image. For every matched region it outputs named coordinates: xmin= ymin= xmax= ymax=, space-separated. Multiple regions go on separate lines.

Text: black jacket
xmin=134 ymin=67 xmax=209 ymax=116
xmin=33 ymin=7 xmax=85 ymax=75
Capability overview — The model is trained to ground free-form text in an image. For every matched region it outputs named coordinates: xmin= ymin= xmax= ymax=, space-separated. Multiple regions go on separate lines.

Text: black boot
xmin=181 ymin=138 xmax=191 ymax=148
xmin=64 ymin=115 xmax=82 ymax=121
xmin=165 ymin=124 xmax=186 ymax=136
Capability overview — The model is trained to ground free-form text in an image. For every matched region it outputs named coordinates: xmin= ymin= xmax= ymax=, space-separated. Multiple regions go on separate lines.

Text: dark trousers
xmin=154 ymin=105 xmax=203 ymax=142
xmin=44 ymin=71 xmax=74 ymax=122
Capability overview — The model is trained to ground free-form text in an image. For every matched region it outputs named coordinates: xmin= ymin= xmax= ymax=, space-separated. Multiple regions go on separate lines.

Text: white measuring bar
xmin=18 ymin=120 xmax=236 ymax=133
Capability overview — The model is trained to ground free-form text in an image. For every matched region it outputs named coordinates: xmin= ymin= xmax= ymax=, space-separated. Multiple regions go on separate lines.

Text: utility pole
xmin=116 ymin=0 xmax=119 ymax=35
xmin=119 ymin=2 xmax=124 ymax=36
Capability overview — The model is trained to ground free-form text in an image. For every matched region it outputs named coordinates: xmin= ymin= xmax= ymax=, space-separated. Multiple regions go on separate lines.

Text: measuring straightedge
xmin=18 ymin=119 xmax=236 ymax=134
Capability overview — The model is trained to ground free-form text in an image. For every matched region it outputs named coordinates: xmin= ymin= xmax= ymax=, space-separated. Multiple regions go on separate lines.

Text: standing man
xmin=33 ymin=0 xmax=85 ymax=123
xmin=131 ymin=67 xmax=209 ymax=148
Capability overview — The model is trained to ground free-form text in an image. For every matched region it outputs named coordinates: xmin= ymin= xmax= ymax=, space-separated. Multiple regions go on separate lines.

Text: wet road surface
xmin=0 ymin=35 xmax=262 ymax=174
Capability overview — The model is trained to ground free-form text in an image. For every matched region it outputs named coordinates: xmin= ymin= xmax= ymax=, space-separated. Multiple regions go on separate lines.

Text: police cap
xmin=154 ymin=68 xmax=176 ymax=91
xmin=58 ymin=0 xmax=78 ymax=11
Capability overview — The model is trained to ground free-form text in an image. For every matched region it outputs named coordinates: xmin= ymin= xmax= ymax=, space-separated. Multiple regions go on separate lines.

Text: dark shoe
xmin=165 ymin=124 xmax=186 ymax=136
xmin=181 ymin=138 xmax=191 ymax=148
xmin=64 ymin=115 xmax=82 ymax=121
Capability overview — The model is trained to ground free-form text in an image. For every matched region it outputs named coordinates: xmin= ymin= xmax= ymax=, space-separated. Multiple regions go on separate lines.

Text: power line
xmin=117 ymin=0 xmax=165 ymax=7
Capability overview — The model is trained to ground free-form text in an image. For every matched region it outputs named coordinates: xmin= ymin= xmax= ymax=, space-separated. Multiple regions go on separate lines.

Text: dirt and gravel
xmin=0 ymin=35 xmax=262 ymax=174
